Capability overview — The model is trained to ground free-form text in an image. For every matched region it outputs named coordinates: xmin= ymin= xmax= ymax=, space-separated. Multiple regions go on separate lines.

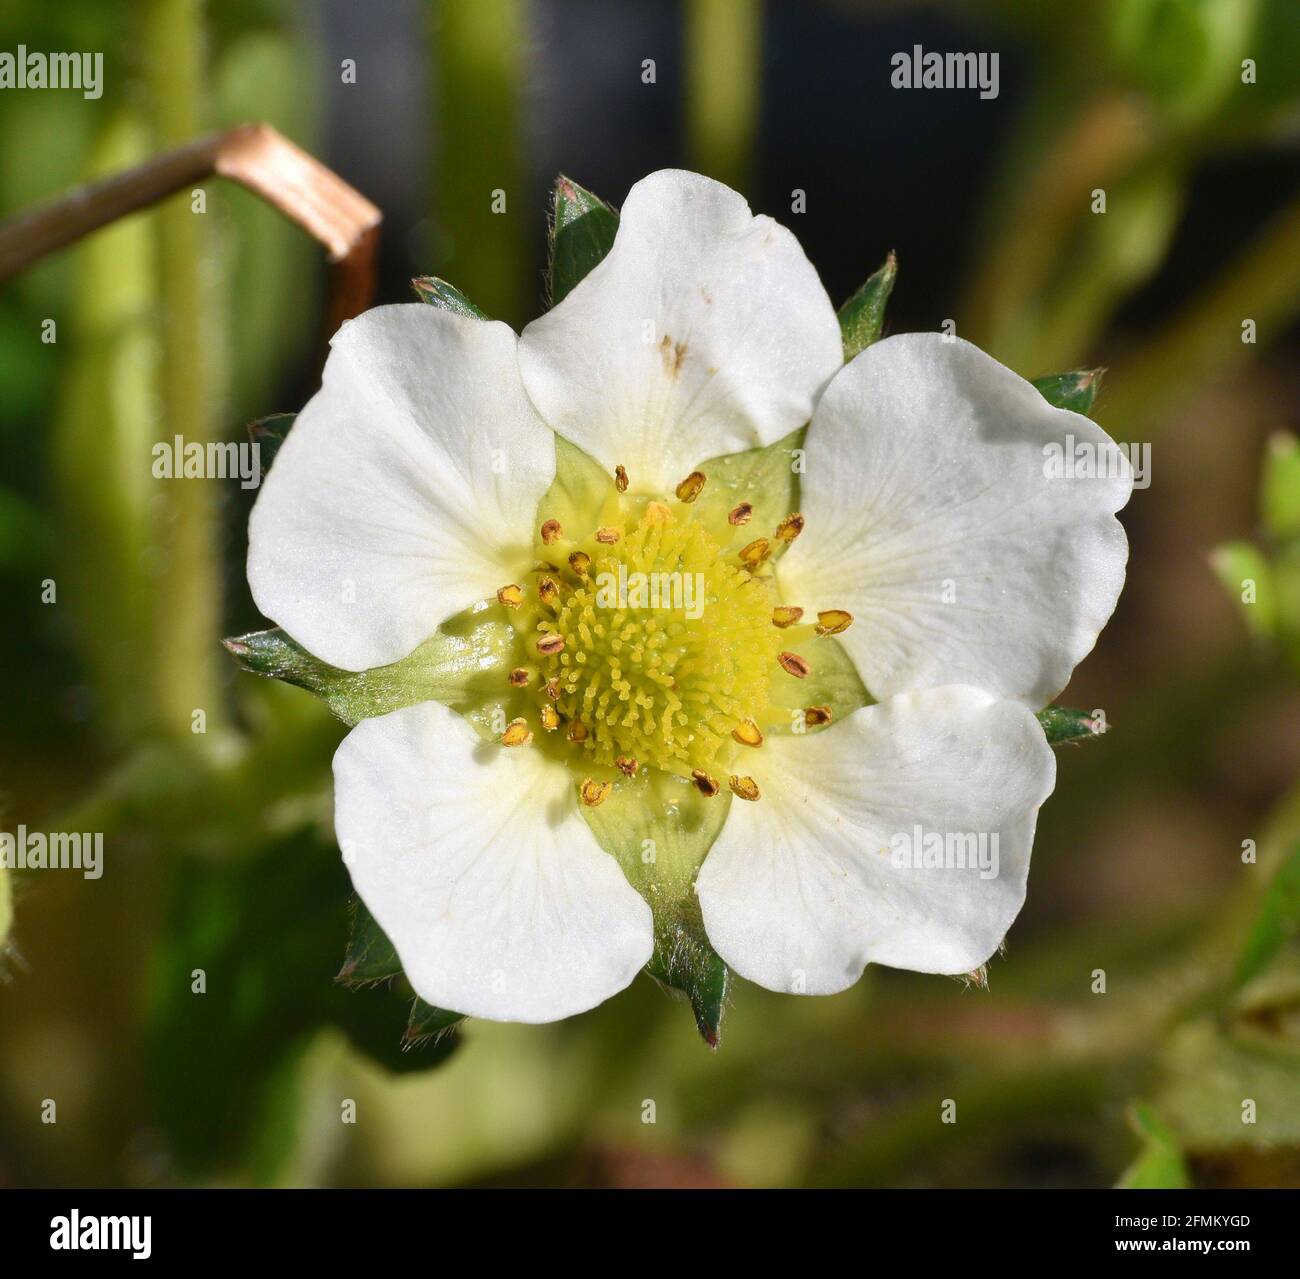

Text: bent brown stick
xmin=0 ymin=122 xmax=381 ymax=330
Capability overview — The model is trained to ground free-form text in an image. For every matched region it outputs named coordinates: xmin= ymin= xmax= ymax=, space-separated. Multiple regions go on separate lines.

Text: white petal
xmin=333 ymin=702 xmax=653 ymax=1023
xmin=248 ymin=305 xmax=554 ymax=671
xmin=696 ymin=686 xmax=1056 ymax=994
xmin=780 ymin=334 xmax=1132 ymax=707
xmin=518 ymin=169 xmax=842 ymax=495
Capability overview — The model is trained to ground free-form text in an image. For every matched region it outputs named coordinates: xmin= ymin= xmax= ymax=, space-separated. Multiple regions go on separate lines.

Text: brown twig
xmin=0 ymin=122 xmax=381 ymax=330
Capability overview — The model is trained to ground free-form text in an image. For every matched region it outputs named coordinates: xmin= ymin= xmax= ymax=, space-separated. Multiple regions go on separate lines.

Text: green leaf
xmin=837 ymin=251 xmax=897 ymax=362
xmin=1036 ymin=705 xmax=1106 ymax=744
xmin=1032 ymin=368 xmax=1105 ymax=416
xmin=549 ymin=175 xmax=619 ymax=306
xmin=1235 ymin=840 xmax=1300 ymax=991
xmin=337 ymin=896 xmax=401 ymax=986
xmin=1116 ymin=1103 xmax=1191 ymax=1188
xmin=248 ymin=412 xmax=294 ymax=478
xmin=411 ymin=274 xmax=490 ymax=320
xmin=1209 ymin=540 xmax=1276 ymax=640
xmin=581 ymin=773 xmax=731 ymax=1047
xmin=1262 ymin=432 xmax=1300 ymax=543
xmin=223 ymin=603 xmax=516 ymax=728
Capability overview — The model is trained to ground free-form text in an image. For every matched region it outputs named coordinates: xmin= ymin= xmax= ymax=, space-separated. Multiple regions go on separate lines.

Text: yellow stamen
xmin=567 ymin=719 xmax=589 ymax=743
xmin=816 ymin=609 xmax=854 ymax=636
xmin=643 ymin=500 xmax=673 ymax=526
xmin=729 ymin=775 xmax=761 ymax=801
xmin=731 ymin=719 xmax=764 ymax=747
xmin=772 ymin=606 xmax=803 ymax=628
xmin=544 ymin=676 xmax=561 ymax=700
xmin=496 ymin=584 xmax=524 ymax=609
xmin=540 ymin=704 xmax=560 ymax=732
xmin=540 ymin=518 xmax=562 ymax=545
xmin=568 ymin=550 xmax=591 ymax=577
xmin=614 ymin=464 xmax=629 ymax=493
xmin=508 ymin=667 xmax=530 ymax=687
xmin=580 ymin=778 xmax=612 ymax=807
xmin=804 ymin=705 xmax=833 ymax=727
xmin=739 ymin=538 xmax=770 ymax=568
xmin=675 ymin=470 xmax=707 ymax=503
xmin=778 ymin=651 xmax=810 ymax=679
xmin=775 ymin=513 xmax=805 ymax=544
xmin=538 ymin=576 xmax=559 ymax=606
xmin=615 ymin=755 xmax=638 ymax=778
xmin=692 ymin=769 xmax=721 ymax=797
xmin=595 ymin=526 xmax=621 ymax=545
xmin=537 ymin=633 xmax=565 ymax=656
xmin=501 ymin=718 xmax=532 ymax=747
xmin=728 ymin=502 xmax=753 ymax=526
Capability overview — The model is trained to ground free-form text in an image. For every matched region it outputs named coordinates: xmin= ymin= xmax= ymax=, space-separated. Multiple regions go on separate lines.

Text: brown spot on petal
xmin=660 ymin=334 xmax=687 ymax=376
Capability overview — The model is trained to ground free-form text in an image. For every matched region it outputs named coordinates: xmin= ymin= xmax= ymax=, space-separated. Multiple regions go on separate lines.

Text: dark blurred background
xmin=2 ymin=0 xmax=1300 ymax=1188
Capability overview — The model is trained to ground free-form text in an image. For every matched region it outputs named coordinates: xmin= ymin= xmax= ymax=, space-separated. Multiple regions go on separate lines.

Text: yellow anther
xmin=614 ymin=464 xmax=629 ymax=493
xmin=538 ymin=576 xmax=559 ymax=606
xmin=508 ymin=667 xmax=530 ymax=687
xmin=815 ymin=609 xmax=854 ymax=636
xmin=728 ymin=502 xmax=753 ymax=526
xmin=580 ymin=778 xmax=612 ymax=807
xmin=595 ymin=526 xmax=621 ymax=545
xmin=615 ymin=755 xmax=638 ymax=778
xmin=804 ymin=704 xmax=833 ymax=727
xmin=691 ymin=769 xmax=721 ymax=797
xmin=540 ymin=704 xmax=560 ymax=731
xmin=778 ymin=651 xmax=810 ymax=679
xmin=537 ymin=632 xmax=565 ymax=656
xmin=772 ymin=606 xmax=804 ymax=628
xmin=501 ymin=718 xmax=532 ymax=747
xmin=775 ymin=513 xmax=805 ymax=544
xmin=540 ymin=518 xmax=563 ymax=545
xmin=643 ymin=500 xmax=673 ymax=526
xmin=739 ymin=538 xmax=770 ymax=568
xmin=728 ymin=775 xmax=761 ymax=802
xmin=731 ymin=719 xmax=764 ymax=747
xmin=568 ymin=550 xmax=591 ymax=577
xmin=675 ymin=471 xmax=707 ymax=503
xmin=567 ymin=718 xmax=589 ymax=743
xmin=497 ymin=584 xmax=524 ymax=608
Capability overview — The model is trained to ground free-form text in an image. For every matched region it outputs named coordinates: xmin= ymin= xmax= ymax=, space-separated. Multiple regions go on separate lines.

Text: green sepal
xmin=837 ymin=251 xmax=897 ymax=362
xmin=1036 ymin=705 xmax=1105 ymax=744
xmin=223 ymin=603 xmax=516 ymax=729
xmin=411 ymin=274 xmax=490 ymax=320
xmin=248 ymin=412 xmax=295 ymax=477
xmin=549 ymin=175 xmax=619 ymax=306
xmin=337 ymin=895 xmax=401 ymax=986
xmin=1031 ymin=369 xmax=1105 ymax=416
xmin=1115 ymin=1103 xmax=1191 ymax=1189
xmin=405 ymin=998 xmax=466 ymax=1049
xmin=581 ymin=773 xmax=731 ymax=1047
xmin=1262 ymin=431 xmax=1300 ymax=543
xmin=333 ymin=982 xmax=463 ymax=1075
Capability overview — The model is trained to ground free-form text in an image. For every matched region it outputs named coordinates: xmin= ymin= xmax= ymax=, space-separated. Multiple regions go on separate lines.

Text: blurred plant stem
xmin=143 ymin=0 xmax=228 ymax=741
xmin=1102 ymin=193 xmax=1300 ymax=439
xmin=685 ymin=0 xmax=761 ymax=193
xmin=432 ymin=0 xmax=526 ymax=324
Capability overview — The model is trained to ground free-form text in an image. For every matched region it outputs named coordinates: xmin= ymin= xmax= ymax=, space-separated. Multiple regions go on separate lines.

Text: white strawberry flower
xmin=245 ymin=170 xmax=1132 ymax=1026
